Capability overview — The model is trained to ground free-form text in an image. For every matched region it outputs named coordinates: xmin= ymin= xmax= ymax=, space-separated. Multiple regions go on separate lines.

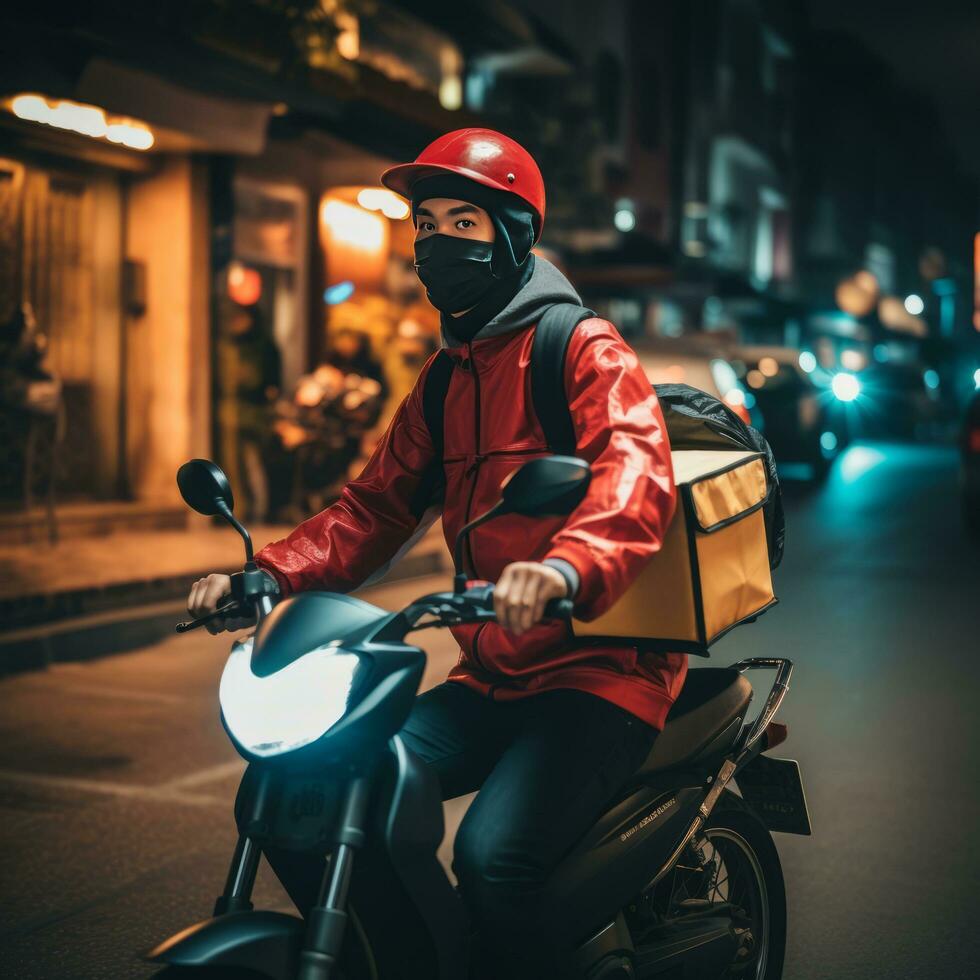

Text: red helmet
xmin=381 ymin=128 xmax=545 ymax=239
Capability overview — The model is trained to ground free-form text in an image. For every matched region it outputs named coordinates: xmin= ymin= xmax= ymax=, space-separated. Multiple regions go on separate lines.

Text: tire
xmin=637 ymin=793 xmax=786 ymax=980
xmin=699 ymin=797 xmax=787 ymax=979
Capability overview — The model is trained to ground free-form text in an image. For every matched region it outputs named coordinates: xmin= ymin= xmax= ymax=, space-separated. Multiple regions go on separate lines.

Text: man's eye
xmin=418 ymin=222 xmax=435 ymax=233
xmin=456 ymin=219 xmax=474 ymax=230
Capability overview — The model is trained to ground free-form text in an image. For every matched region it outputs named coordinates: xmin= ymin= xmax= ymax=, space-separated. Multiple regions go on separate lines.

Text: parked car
xmin=632 ymin=341 xmax=752 ymax=426
xmin=731 ymin=345 xmax=848 ymax=479
xmin=854 ymin=361 xmax=939 ymax=441
xmin=961 ymin=389 xmax=980 ymax=540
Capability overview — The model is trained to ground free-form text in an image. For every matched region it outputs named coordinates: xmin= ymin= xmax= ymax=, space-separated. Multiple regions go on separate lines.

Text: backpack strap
xmin=421 ymin=349 xmax=454 ymax=460
xmin=411 ymin=349 xmax=455 ymax=519
xmin=531 ymin=303 xmax=595 ymax=456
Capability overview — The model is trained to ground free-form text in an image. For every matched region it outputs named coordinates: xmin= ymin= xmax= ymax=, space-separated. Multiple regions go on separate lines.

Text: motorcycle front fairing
xmin=150 ymin=737 xmax=468 ymax=979
xmin=219 ymin=591 xmax=426 ymax=768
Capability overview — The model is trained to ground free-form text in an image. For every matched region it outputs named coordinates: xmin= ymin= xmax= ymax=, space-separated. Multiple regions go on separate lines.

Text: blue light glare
xmin=742 ymin=391 xmax=756 ymax=410
xmin=923 ymin=369 xmax=940 ymax=390
xmin=324 ymin=280 xmax=355 ymax=305
xmin=831 ymin=373 xmax=861 ymax=402
xmin=710 ymin=358 xmax=739 ymax=395
xmin=614 ymin=208 xmax=636 ymax=232
xmin=839 ymin=445 xmax=886 ymax=484
xmin=820 ymin=431 xmax=838 ymax=453
xmin=798 ymin=350 xmax=817 ymax=373
xmin=974 ymin=368 xmax=980 ymax=389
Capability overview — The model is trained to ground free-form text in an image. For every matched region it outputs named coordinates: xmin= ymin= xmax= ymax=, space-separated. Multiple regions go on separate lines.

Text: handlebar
xmin=175 ymin=598 xmax=247 ymax=634
xmin=460 ymin=582 xmax=573 ymax=621
xmin=175 ymin=566 xmax=279 ymax=634
xmin=176 ymin=577 xmax=573 ymax=637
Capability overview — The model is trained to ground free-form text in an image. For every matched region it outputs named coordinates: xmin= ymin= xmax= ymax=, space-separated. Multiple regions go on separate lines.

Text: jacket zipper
xmin=462 ymin=341 xmax=483 ymax=580
xmin=459 ymin=347 xmax=541 ymax=695
xmin=461 ymin=343 xmax=490 ymax=676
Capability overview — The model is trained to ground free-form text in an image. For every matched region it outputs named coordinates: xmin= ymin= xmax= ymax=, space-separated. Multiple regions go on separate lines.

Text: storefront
xmin=223 ymin=131 xmax=439 ymax=521
xmin=0 ymin=152 xmax=126 ymax=506
xmin=0 ymin=87 xmax=217 ymax=540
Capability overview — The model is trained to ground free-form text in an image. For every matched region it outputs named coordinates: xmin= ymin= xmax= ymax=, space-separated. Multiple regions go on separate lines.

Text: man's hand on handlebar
xmin=493 ymin=561 xmax=570 ymax=637
xmin=187 ymin=573 xmax=255 ymax=635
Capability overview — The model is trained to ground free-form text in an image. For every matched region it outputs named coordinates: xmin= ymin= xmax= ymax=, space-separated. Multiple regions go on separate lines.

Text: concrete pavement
xmin=0 ymin=519 xmax=450 ymax=674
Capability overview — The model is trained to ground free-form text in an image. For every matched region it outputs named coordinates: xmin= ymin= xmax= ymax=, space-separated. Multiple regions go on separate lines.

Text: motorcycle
xmin=149 ymin=454 xmax=810 ymax=979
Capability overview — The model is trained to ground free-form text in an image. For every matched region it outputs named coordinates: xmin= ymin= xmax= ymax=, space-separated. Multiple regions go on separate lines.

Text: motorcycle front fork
xmin=213 ymin=769 xmax=372 ymax=980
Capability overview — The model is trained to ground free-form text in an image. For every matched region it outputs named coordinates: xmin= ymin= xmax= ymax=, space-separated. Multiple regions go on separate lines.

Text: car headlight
xmin=831 ymin=373 xmax=861 ymax=402
xmin=219 ymin=636 xmax=363 ymax=758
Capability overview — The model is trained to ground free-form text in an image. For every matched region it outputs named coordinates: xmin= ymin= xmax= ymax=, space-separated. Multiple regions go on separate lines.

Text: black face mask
xmin=413 ymin=234 xmax=495 ymax=315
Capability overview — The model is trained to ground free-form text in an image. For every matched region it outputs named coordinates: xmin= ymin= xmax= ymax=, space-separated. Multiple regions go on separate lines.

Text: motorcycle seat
xmin=638 ymin=668 xmax=753 ymax=774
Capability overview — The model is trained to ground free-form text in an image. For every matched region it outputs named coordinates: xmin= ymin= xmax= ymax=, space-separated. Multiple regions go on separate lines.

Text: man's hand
xmin=187 ymin=573 xmax=255 ymax=635
xmin=493 ymin=561 xmax=569 ymax=637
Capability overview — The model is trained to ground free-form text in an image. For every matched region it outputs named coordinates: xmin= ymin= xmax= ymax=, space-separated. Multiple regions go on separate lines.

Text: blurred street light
xmin=227 ymin=263 xmax=262 ymax=306
xmin=614 ymin=208 xmax=636 ymax=233
xmin=8 ymin=93 xmax=154 ymax=150
xmin=840 ymin=349 xmax=867 ymax=372
xmin=836 ymin=271 xmax=878 ymax=317
xmin=904 ymin=293 xmax=925 ymax=315
xmin=831 ymin=372 xmax=861 ymax=402
xmin=356 ymin=188 xmax=410 ymax=220
xmin=798 ymin=350 xmax=817 ymax=373
xmin=322 ymin=199 xmax=385 ymax=250
xmin=324 ymin=281 xmax=355 ymax=305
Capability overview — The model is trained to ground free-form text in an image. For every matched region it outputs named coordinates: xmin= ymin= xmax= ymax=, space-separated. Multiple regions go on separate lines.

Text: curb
xmin=0 ymin=547 xmax=448 ymax=676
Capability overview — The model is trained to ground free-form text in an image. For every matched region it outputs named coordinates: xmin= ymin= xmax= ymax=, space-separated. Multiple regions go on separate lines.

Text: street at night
xmin=0 ymin=441 xmax=977 ymax=979
xmin=3 ymin=1 xmax=980 ymax=977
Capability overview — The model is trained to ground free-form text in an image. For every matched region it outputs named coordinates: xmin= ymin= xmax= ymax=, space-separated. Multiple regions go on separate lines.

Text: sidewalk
xmin=0 ymin=521 xmax=450 ymax=673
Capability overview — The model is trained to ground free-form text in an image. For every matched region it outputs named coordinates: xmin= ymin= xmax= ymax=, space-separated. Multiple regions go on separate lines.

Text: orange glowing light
xmin=974 ymin=232 xmax=980 ymax=331
xmin=227 ymin=263 xmax=262 ymax=306
xmin=9 ymin=93 xmax=154 ymax=150
xmin=322 ymin=200 xmax=386 ymax=251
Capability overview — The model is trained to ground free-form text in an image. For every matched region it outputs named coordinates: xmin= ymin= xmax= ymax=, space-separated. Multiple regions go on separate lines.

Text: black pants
xmin=264 ymin=682 xmax=657 ymax=977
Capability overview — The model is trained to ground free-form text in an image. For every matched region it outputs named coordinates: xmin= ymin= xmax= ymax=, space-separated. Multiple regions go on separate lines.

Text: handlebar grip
xmin=460 ymin=585 xmax=573 ymax=621
xmin=543 ymin=597 xmax=574 ymax=620
xmin=175 ymin=599 xmax=242 ymax=634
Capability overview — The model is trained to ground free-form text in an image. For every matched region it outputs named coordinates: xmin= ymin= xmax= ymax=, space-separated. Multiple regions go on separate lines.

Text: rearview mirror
xmin=499 ymin=455 xmax=591 ymax=517
xmin=451 ymin=455 xmax=591 ymax=591
xmin=177 ymin=459 xmax=235 ymax=517
xmin=177 ymin=458 xmax=254 ymax=562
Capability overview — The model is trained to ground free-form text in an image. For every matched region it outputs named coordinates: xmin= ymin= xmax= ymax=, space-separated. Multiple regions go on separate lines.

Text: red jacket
xmin=256 ymin=317 xmax=687 ymax=729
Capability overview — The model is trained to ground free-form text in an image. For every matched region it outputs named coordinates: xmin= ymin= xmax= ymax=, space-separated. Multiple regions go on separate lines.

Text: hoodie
xmin=441 ymin=253 xmax=586 ymax=598
xmin=441 ymin=255 xmax=583 ymax=348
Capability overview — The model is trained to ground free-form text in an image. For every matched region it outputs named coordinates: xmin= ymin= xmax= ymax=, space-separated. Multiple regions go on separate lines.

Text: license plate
xmin=736 ymin=755 xmax=812 ymax=836
xmin=268 ymin=777 xmax=339 ymax=850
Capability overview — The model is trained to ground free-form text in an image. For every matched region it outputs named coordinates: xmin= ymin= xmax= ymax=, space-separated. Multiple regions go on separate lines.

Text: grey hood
xmin=441 ymin=255 xmax=583 ymax=348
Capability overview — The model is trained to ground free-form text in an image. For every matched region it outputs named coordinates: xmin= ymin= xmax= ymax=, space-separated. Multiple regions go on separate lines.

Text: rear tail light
xmin=762 ymin=721 xmax=788 ymax=751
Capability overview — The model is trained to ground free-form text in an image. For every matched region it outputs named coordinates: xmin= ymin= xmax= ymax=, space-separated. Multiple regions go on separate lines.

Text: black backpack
xmin=421 ymin=303 xmax=784 ymax=570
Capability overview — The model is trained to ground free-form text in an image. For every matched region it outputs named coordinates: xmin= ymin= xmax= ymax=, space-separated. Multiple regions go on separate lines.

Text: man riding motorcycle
xmin=188 ymin=128 xmax=683 ymax=977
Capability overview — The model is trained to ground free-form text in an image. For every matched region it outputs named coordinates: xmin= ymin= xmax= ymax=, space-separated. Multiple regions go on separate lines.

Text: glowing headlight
xmin=831 ymin=372 xmax=861 ymax=402
xmin=219 ymin=637 xmax=362 ymax=757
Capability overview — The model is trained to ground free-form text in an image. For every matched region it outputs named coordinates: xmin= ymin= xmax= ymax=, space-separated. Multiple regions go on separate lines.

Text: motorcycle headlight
xmin=219 ymin=637 xmax=363 ymax=758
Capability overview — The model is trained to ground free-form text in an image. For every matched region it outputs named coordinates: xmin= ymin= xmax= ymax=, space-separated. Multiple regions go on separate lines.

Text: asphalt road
xmin=1 ymin=441 xmax=977 ymax=979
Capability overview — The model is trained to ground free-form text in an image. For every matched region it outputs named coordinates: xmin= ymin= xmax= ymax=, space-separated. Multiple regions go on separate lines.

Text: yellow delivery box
xmin=573 ymin=449 xmax=776 ymax=655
